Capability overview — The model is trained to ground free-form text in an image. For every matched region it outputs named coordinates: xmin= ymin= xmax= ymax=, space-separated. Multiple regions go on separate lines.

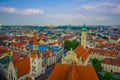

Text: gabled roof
xmin=38 ymin=35 xmax=48 ymax=39
xmin=74 ymin=45 xmax=88 ymax=62
xmin=66 ymin=64 xmax=80 ymax=80
xmin=48 ymin=63 xmax=99 ymax=80
xmin=95 ymin=40 xmax=106 ymax=43
xmin=13 ymin=57 xmax=30 ymax=78
xmin=102 ymin=58 xmax=120 ymax=66
xmin=11 ymin=42 xmax=25 ymax=48
xmin=87 ymin=48 xmax=118 ymax=57
xmin=111 ymin=36 xmax=120 ymax=40
xmin=0 ymin=46 xmax=8 ymax=54
xmin=42 ymin=49 xmax=55 ymax=58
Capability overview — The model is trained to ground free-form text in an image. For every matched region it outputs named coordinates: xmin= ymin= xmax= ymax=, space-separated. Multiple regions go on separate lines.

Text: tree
xmin=64 ymin=40 xmax=79 ymax=51
xmin=92 ymin=58 xmax=103 ymax=72
xmin=102 ymin=36 xmax=108 ymax=39
xmin=104 ymin=72 xmax=114 ymax=80
xmin=64 ymin=40 xmax=71 ymax=50
xmin=71 ymin=40 xmax=79 ymax=49
xmin=97 ymin=72 xmax=104 ymax=80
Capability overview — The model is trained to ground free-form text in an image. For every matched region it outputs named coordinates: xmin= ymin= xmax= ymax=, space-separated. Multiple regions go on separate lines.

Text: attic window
xmin=79 ymin=56 xmax=82 ymax=62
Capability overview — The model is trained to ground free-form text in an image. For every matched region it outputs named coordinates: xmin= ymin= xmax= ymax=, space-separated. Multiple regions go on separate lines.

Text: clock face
xmin=32 ymin=59 xmax=35 ymax=63
xmin=35 ymin=46 xmax=37 ymax=48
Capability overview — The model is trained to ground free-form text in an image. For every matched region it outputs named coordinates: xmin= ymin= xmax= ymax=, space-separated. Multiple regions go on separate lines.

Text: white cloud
xmin=113 ymin=5 xmax=120 ymax=13
xmin=0 ymin=7 xmax=15 ymax=13
xmin=96 ymin=16 xmax=107 ymax=21
xmin=0 ymin=7 xmax=44 ymax=15
xmin=47 ymin=14 xmax=86 ymax=20
xmin=16 ymin=8 xmax=44 ymax=15
xmin=82 ymin=2 xmax=114 ymax=12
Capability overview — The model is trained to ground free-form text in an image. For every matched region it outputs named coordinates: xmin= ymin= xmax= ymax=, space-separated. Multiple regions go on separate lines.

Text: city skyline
xmin=0 ymin=0 xmax=120 ymax=25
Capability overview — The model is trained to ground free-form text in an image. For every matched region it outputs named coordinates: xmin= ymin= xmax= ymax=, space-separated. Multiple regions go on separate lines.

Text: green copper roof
xmin=9 ymin=51 xmax=13 ymax=62
xmin=81 ymin=24 xmax=87 ymax=31
xmin=16 ymin=68 xmax=18 ymax=74
xmin=43 ymin=57 xmax=47 ymax=62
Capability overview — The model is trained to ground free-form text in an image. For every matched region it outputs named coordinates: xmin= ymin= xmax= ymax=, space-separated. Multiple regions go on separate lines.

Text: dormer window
xmin=79 ymin=56 xmax=82 ymax=62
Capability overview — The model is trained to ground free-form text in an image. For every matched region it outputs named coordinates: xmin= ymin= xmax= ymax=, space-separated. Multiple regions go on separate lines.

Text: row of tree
xmin=92 ymin=58 xmax=114 ymax=80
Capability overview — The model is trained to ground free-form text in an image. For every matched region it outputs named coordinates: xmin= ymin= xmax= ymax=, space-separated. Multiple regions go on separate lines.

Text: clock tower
xmin=30 ymin=32 xmax=42 ymax=77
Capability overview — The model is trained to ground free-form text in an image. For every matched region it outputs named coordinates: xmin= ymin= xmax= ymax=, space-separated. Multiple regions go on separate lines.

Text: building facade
xmin=102 ymin=58 xmax=120 ymax=73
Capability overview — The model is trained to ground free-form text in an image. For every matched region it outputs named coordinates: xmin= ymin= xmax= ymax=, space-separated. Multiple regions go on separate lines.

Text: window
xmin=11 ymin=74 xmax=13 ymax=80
xmin=9 ymin=73 xmax=11 ymax=79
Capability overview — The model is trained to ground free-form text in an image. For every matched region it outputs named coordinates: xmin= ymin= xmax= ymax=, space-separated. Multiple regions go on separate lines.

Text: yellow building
xmin=62 ymin=45 xmax=89 ymax=65
xmin=62 ymin=48 xmax=80 ymax=64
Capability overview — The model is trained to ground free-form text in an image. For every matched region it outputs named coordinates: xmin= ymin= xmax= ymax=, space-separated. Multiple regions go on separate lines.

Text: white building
xmin=102 ymin=58 xmax=120 ymax=73
xmin=42 ymin=49 xmax=56 ymax=68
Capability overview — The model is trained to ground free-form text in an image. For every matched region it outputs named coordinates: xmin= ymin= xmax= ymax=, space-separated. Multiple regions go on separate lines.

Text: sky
xmin=0 ymin=0 xmax=120 ymax=25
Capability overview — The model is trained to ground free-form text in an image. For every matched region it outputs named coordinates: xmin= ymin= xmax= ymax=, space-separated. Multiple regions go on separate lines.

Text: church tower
xmin=33 ymin=33 xmax=38 ymax=50
xmin=81 ymin=24 xmax=87 ymax=49
xmin=30 ymin=32 xmax=42 ymax=77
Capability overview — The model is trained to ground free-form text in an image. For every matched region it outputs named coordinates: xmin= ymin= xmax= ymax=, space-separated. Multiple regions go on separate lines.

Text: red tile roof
xmin=38 ymin=35 xmax=48 ymax=39
xmin=26 ymin=77 xmax=33 ymax=80
xmin=111 ymin=36 xmax=120 ymax=40
xmin=0 ymin=46 xmax=8 ymax=54
xmin=12 ymin=51 xmax=28 ymax=63
xmin=102 ymin=58 xmax=120 ymax=66
xmin=74 ymin=45 xmax=88 ymax=62
xmin=104 ymin=43 xmax=119 ymax=50
xmin=48 ymin=63 xmax=99 ymax=80
xmin=7 ymin=36 xmax=14 ymax=41
xmin=13 ymin=57 xmax=30 ymax=78
xmin=87 ymin=48 xmax=118 ymax=57
xmin=33 ymin=33 xmax=38 ymax=45
xmin=42 ymin=49 xmax=55 ymax=58
xmin=95 ymin=40 xmax=106 ymax=43
xmin=11 ymin=42 xmax=25 ymax=48
xmin=0 ymin=36 xmax=6 ymax=40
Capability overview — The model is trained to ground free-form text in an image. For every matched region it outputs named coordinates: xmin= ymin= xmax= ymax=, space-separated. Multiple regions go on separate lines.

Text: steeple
xmin=33 ymin=32 xmax=38 ymax=50
xmin=33 ymin=32 xmax=38 ymax=45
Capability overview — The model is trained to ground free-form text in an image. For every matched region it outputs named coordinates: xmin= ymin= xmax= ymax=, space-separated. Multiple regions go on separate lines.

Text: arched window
xmin=79 ymin=56 xmax=82 ymax=62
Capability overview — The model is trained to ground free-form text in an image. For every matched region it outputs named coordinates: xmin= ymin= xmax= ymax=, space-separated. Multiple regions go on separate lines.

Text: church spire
xmin=33 ymin=32 xmax=38 ymax=50
xmin=33 ymin=32 xmax=38 ymax=45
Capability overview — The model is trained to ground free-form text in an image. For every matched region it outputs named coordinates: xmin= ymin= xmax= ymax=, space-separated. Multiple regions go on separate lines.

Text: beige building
xmin=62 ymin=45 xmax=89 ymax=65
xmin=88 ymin=48 xmax=119 ymax=61
xmin=102 ymin=58 xmax=120 ymax=73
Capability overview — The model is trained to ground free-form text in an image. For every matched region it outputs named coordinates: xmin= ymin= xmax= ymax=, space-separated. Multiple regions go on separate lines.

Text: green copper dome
xmin=81 ymin=24 xmax=87 ymax=31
